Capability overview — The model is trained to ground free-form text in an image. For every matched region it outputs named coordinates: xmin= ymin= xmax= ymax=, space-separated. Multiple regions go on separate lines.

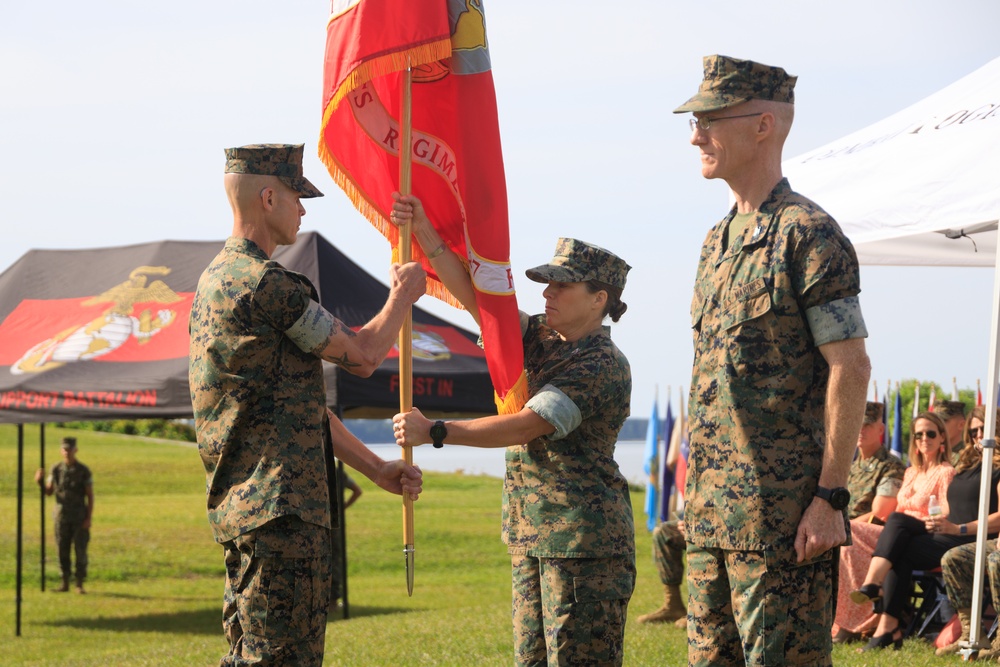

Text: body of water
xmin=369 ymin=440 xmax=655 ymax=487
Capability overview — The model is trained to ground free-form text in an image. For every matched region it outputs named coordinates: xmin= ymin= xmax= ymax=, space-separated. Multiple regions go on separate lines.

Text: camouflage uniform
xmin=676 ymin=55 xmax=868 ymax=667
xmin=190 ymin=144 xmax=331 ymax=667
xmin=48 ymin=460 xmax=92 ymax=584
xmin=506 ymin=238 xmax=636 ymax=666
xmin=940 ymin=539 xmax=1000 ymax=658
xmin=847 ymin=446 xmax=905 ymax=520
xmin=942 ymin=539 xmax=999 ymax=610
xmin=651 ymin=521 xmax=687 ymax=586
xmin=634 ymin=521 xmax=688 ymax=625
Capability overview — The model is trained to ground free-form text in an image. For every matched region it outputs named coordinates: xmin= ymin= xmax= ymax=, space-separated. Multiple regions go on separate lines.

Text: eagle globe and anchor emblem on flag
xmin=330 ymin=0 xmax=491 ymax=80
xmin=10 ymin=266 xmax=182 ymax=375
xmin=411 ymin=0 xmax=491 ymax=83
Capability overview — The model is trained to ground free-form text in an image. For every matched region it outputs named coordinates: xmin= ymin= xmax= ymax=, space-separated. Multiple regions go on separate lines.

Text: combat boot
xmin=75 ymin=577 xmax=85 ymax=594
xmin=969 ymin=626 xmax=1000 ymax=660
xmin=54 ymin=576 xmax=69 ymax=593
xmin=935 ymin=608 xmax=983 ymax=656
xmin=636 ymin=585 xmax=686 ymax=624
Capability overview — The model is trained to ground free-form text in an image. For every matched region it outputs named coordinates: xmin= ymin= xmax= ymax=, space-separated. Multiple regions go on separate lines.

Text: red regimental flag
xmin=319 ymin=0 xmax=527 ymax=413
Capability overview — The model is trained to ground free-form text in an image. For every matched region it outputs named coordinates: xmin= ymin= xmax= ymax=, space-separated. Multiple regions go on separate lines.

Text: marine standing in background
xmin=674 ymin=55 xmax=871 ymax=666
xmin=35 ymin=436 xmax=93 ymax=594
xmin=189 ymin=144 xmax=425 ymax=667
xmin=634 ymin=520 xmax=688 ymax=627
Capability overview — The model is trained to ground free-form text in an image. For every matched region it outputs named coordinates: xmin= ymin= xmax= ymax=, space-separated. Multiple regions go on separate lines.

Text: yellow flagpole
xmin=399 ymin=63 xmax=416 ymax=596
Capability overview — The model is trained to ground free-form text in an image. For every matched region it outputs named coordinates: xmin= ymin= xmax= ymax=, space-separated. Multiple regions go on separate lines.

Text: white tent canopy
xmin=783 ymin=56 xmax=1000 ymax=266
xmin=784 ymin=56 xmax=1000 ymax=653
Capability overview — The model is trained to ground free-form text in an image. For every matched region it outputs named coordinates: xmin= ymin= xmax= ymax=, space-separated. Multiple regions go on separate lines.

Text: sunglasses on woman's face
xmin=914 ymin=430 xmax=939 ymax=440
xmin=971 ymin=426 xmax=986 ymax=437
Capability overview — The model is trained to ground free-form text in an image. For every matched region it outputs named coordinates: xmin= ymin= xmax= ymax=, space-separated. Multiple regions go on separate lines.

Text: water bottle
xmin=928 ymin=495 xmax=942 ymax=518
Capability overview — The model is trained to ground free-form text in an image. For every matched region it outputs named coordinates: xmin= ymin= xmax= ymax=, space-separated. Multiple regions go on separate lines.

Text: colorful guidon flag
xmin=643 ymin=397 xmax=660 ymax=532
xmin=319 ymin=0 xmax=527 ymax=413
xmin=891 ymin=384 xmax=904 ymax=459
xmin=659 ymin=394 xmax=675 ymax=522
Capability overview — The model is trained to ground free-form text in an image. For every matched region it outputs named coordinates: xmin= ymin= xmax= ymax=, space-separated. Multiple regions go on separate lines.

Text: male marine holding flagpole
xmin=189 ymin=144 xmax=425 ymax=666
xmin=674 ymin=57 xmax=871 ymax=666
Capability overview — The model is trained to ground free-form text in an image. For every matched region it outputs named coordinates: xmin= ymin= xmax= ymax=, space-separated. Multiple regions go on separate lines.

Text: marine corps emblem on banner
xmin=10 ymin=266 xmax=184 ymax=375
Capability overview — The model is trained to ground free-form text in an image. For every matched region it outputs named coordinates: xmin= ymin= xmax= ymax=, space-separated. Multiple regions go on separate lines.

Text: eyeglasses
xmin=689 ymin=113 xmax=764 ymax=132
xmin=914 ymin=430 xmax=939 ymax=440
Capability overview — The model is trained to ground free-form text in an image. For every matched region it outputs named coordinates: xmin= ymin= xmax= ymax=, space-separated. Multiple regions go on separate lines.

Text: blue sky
xmin=2 ymin=1 xmax=998 ymax=416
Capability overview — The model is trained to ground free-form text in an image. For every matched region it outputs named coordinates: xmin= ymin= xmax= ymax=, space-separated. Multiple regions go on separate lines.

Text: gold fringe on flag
xmin=318 ymin=134 xmax=462 ymax=310
xmin=323 ymin=39 xmax=452 ymax=116
xmin=495 ymin=371 xmax=529 ymax=415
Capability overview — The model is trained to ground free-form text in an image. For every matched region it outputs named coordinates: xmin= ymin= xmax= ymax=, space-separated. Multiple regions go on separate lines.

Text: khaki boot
xmin=75 ymin=577 xmax=85 ymax=594
xmin=971 ymin=629 xmax=1000 ymax=660
xmin=936 ymin=609 xmax=985 ymax=656
xmin=637 ymin=585 xmax=686 ymax=624
xmin=54 ymin=576 xmax=69 ymax=593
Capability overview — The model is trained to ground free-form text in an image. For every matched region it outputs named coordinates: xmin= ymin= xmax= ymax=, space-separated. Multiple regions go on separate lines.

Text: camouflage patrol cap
xmin=525 ymin=238 xmax=631 ymax=291
xmin=673 ymin=55 xmax=797 ymax=114
xmin=224 ymin=144 xmax=324 ymax=198
xmin=863 ymin=402 xmax=884 ymax=425
xmin=935 ymin=400 xmax=967 ymax=420
xmin=61 ymin=437 xmax=77 ymax=450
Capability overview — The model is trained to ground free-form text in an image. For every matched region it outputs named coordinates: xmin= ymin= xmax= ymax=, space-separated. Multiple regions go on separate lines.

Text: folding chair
xmin=907 ymin=568 xmax=953 ymax=638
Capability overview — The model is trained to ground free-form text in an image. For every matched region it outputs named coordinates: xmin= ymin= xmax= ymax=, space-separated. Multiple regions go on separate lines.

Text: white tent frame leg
xmin=964 ymin=220 xmax=1000 ymax=658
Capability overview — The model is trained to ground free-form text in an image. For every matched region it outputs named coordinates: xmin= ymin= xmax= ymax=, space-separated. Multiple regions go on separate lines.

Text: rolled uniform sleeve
xmin=805 ymin=296 xmax=868 ymax=347
xmin=525 ymin=384 xmax=582 ymax=440
xmin=285 ymin=299 xmax=336 ymax=355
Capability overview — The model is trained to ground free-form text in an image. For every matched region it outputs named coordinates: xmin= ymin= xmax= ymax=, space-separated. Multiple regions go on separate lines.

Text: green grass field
xmin=0 ymin=424 xmax=969 ymax=665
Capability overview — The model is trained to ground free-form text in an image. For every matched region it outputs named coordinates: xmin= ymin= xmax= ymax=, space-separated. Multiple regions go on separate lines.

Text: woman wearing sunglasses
xmin=934 ymin=406 xmax=1000 ymax=658
xmin=832 ymin=411 xmax=954 ymax=643
xmin=850 ymin=409 xmax=1000 ymax=651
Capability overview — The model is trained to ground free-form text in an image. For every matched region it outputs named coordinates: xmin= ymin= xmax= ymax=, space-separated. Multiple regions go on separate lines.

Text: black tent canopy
xmin=0 ymin=230 xmax=496 ymax=423
xmin=1 ymin=230 xmax=496 ymax=634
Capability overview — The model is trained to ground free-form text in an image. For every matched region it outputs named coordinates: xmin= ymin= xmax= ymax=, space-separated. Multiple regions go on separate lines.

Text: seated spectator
xmin=935 ymin=399 xmax=968 ymax=463
xmin=936 ymin=405 xmax=1000 ymax=657
xmin=832 ymin=407 xmax=946 ymax=643
xmin=851 ymin=410 xmax=1000 ymax=652
xmin=846 ymin=401 xmax=907 ymax=524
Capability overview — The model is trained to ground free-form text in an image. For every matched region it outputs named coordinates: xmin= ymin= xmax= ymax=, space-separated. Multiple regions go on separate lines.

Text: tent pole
xmin=964 ymin=221 xmax=1000 ymax=656
xmin=16 ymin=423 xmax=24 ymax=637
xmin=337 ymin=457 xmax=349 ymax=620
xmin=335 ymin=402 xmax=349 ymax=620
xmin=40 ymin=423 xmax=45 ymax=592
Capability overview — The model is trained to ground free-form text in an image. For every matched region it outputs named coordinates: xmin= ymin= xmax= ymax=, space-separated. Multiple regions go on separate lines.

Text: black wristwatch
xmin=815 ymin=486 xmax=851 ymax=511
xmin=430 ymin=420 xmax=447 ymax=448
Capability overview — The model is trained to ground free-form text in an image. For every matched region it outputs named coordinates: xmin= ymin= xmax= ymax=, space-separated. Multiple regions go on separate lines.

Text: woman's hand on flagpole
xmin=390 ymin=192 xmax=482 ymax=326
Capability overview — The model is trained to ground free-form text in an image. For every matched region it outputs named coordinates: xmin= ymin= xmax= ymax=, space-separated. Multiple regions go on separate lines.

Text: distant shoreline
xmin=369 ymin=439 xmax=654 ymax=486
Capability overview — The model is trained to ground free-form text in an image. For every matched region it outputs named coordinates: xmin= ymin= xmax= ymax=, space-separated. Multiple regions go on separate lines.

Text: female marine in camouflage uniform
xmin=391 ymin=193 xmax=635 ymax=667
